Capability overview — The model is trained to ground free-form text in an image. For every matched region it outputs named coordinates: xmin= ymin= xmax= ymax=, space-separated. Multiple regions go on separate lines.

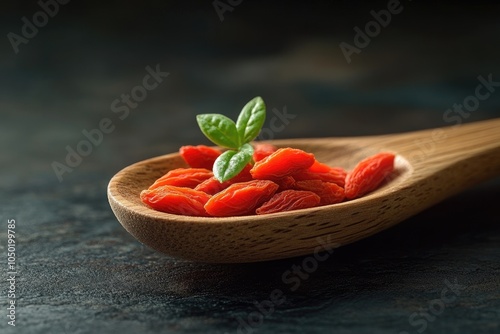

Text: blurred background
xmin=1 ymin=1 xmax=500 ymax=333
xmin=2 ymin=0 xmax=500 ymax=187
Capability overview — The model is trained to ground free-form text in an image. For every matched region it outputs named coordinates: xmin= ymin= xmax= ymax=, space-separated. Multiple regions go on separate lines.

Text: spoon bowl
xmin=108 ymin=118 xmax=500 ymax=263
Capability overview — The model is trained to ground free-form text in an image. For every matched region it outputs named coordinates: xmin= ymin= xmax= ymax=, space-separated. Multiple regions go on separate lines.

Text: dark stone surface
xmin=1 ymin=1 xmax=499 ymax=333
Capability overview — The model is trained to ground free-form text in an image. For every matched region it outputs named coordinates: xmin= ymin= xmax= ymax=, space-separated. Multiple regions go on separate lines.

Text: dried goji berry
xmin=256 ymin=190 xmax=320 ymax=215
xmin=253 ymin=143 xmax=278 ymax=162
xmin=274 ymin=175 xmax=296 ymax=191
xmin=148 ymin=168 xmax=213 ymax=190
xmin=294 ymin=180 xmax=345 ymax=205
xmin=250 ymin=148 xmax=315 ymax=180
xmin=144 ymin=142 xmax=396 ymax=217
xmin=179 ymin=145 xmax=222 ymax=169
xmin=194 ymin=176 xmax=233 ymax=195
xmin=140 ymin=185 xmax=211 ymax=216
xmin=292 ymin=166 xmax=347 ymax=187
xmin=231 ymin=163 xmax=254 ymax=183
xmin=194 ymin=163 xmax=254 ymax=195
xmin=308 ymin=160 xmax=333 ymax=173
xmin=344 ymin=152 xmax=395 ymax=199
xmin=204 ymin=180 xmax=279 ymax=217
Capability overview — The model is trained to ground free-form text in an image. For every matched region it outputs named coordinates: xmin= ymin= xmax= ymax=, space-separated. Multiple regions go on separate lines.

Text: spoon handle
xmin=395 ymin=117 xmax=500 ymax=196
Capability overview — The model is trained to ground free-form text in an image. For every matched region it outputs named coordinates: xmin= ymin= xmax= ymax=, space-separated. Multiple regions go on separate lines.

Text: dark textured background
xmin=1 ymin=1 xmax=499 ymax=333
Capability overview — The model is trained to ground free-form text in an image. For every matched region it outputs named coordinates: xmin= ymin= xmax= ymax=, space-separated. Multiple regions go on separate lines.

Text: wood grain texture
xmin=107 ymin=118 xmax=500 ymax=263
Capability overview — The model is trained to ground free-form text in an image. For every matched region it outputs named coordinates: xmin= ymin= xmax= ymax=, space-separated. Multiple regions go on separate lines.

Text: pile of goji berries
xmin=140 ymin=144 xmax=395 ymax=217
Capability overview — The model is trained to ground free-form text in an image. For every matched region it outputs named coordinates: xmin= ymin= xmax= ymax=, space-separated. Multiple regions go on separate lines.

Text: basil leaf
xmin=196 ymin=114 xmax=240 ymax=149
xmin=213 ymin=144 xmax=254 ymax=182
xmin=236 ymin=96 xmax=266 ymax=144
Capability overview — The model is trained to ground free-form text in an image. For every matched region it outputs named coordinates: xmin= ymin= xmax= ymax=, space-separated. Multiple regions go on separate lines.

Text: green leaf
xmin=213 ymin=144 xmax=254 ymax=182
xmin=236 ymin=96 xmax=266 ymax=144
xmin=196 ymin=114 xmax=240 ymax=149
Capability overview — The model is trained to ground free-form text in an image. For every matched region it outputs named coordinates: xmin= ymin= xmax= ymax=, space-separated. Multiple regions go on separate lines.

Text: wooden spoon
xmin=107 ymin=118 xmax=500 ymax=263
